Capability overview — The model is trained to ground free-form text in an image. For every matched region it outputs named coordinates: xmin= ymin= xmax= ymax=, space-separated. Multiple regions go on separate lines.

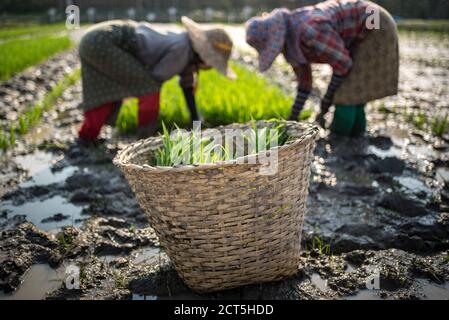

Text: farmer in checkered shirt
xmin=246 ymin=0 xmax=399 ymax=136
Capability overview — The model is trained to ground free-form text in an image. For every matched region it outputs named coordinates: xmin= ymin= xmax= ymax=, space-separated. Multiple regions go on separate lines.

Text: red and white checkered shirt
xmin=287 ymin=0 xmax=370 ymax=92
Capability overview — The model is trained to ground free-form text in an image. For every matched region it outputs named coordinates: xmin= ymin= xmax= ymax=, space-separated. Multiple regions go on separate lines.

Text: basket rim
xmin=113 ymin=120 xmax=319 ymax=173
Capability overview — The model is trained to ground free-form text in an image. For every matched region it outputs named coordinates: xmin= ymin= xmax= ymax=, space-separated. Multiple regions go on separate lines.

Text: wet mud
xmin=0 ymin=29 xmax=448 ymax=300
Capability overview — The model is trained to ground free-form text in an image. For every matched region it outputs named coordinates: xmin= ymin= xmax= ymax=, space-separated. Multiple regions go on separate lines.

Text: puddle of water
xmin=0 ymin=264 xmax=63 ymax=300
xmin=436 ymin=167 xmax=449 ymax=185
xmin=1 ymin=195 xmax=85 ymax=232
xmin=132 ymin=247 xmax=168 ymax=265
xmin=367 ymin=145 xmax=404 ymax=159
xmin=407 ymin=144 xmax=438 ymax=159
xmin=311 ymin=273 xmax=328 ymax=292
xmin=132 ymin=294 xmax=158 ymax=300
xmin=15 ymin=151 xmax=77 ymax=187
xmin=394 ymin=176 xmax=430 ymax=194
xmin=346 ymin=290 xmax=382 ymax=300
xmin=132 ymin=293 xmax=202 ymax=300
xmin=345 ymin=263 xmax=357 ymax=273
xmin=99 ymin=255 xmax=123 ymax=263
xmin=417 ymin=279 xmax=449 ymax=300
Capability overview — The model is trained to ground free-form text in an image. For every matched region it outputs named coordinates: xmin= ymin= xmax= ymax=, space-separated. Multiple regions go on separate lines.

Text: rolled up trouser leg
xmin=136 ymin=92 xmax=160 ymax=138
xmin=79 ymin=102 xmax=118 ymax=141
xmin=138 ymin=92 xmax=160 ymax=127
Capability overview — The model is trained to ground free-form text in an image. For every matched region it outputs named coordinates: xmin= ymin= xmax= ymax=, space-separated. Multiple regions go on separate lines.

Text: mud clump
xmin=369 ymin=157 xmax=405 ymax=175
xmin=41 ymin=213 xmax=70 ymax=223
xmin=0 ymin=223 xmax=62 ymax=293
xmin=379 ymin=193 xmax=431 ymax=217
xmin=47 ymin=248 xmax=449 ymax=300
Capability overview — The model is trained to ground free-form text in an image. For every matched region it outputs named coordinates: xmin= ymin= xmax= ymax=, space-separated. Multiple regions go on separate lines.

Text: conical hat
xmin=182 ymin=16 xmax=236 ymax=79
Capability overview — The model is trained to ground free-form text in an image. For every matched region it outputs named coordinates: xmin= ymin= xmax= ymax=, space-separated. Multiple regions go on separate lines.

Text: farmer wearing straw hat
xmin=78 ymin=17 xmax=235 ymax=142
xmin=245 ymin=0 xmax=399 ymax=136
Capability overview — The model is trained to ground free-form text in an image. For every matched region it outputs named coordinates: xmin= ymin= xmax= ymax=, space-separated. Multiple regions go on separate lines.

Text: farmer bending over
xmin=245 ymin=0 xmax=399 ymax=136
xmin=78 ymin=17 xmax=235 ymax=142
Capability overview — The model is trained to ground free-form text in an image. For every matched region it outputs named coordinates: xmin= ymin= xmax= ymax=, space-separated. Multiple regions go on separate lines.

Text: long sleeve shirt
xmin=285 ymin=0 xmax=370 ymax=92
xmin=134 ymin=22 xmax=196 ymax=88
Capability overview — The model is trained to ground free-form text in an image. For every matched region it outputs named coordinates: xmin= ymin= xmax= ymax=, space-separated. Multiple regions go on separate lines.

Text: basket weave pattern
xmin=114 ymin=121 xmax=318 ymax=292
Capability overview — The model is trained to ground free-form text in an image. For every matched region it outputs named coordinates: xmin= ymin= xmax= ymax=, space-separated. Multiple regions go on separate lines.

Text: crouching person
xmin=245 ymin=0 xmax=399 ymax=137
xmin=78 ymin=17 xmax=235 ymax=143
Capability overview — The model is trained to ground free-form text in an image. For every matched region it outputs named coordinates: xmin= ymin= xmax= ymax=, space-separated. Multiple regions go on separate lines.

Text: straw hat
xmin=181 ymin=16 xmax=236 ymax=80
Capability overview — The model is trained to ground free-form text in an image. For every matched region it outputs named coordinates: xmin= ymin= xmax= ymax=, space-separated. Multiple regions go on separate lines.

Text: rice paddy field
xmin=0 ymin=24 xmax=72 ymax=81
xmin=0 ymin=21 xmax=449 ymax=301
xmin=117 ymin=62 xmax=312 ymax=133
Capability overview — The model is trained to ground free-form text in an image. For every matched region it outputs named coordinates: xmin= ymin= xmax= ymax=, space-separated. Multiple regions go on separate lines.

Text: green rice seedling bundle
xmin=149 ymin=121 xmax=290 ymax=167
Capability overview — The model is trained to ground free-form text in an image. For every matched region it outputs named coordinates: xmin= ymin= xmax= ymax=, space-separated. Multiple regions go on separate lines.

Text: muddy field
xmin=0 ymin=27 xmax=448 ymax=300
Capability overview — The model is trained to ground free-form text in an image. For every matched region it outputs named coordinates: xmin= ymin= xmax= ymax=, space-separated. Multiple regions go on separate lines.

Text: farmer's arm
xmin=179 ymin=66 xmax=200 ymax=122
xmin=289 ymin=64 xmax=312 ymax=121
xmin=303 ymin=22 xmax=352 ymax=124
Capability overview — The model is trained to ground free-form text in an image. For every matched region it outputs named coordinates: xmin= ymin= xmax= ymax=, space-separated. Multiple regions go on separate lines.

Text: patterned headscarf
xmin=245 ymin=8 xmax=291 ymax=72
xmin=246 ymin=8 xmax=309 ymax=72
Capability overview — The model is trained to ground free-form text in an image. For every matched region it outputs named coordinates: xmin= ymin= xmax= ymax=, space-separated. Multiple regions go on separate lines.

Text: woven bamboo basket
xmin=114 ymin=120 xmax=318 ymax=292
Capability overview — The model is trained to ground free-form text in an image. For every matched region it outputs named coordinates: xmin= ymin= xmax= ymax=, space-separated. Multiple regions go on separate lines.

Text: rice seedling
xmin=0 ymin=35 xmax=72 ymax=81
xmin=149 ymin=120 xmax=289 ymax=167
xmin=8 ymin=126 xmax=16 ymax=149
xmin=0 ymin=23 xmax=68 ymax=40
xmin=413 ymin=111 xmax=427 ymax=130
xmin=397 ymin=19 xmax=449 ymax=34
xmin=431 ymin=114 xmax=448 ymax=137
xmin=299 ymin=108 xmax=313 ymax=121
xmin=0 ymin=69 xmax=80 ymax=151
xmin=117 ymin=62 xmax=312 ymax=134
xmin=0 ymin=131 xmax=8 ymax=151
xmin=116 ymin=98 xmax=139 ymax=134
xmin=307 ymin=236 xmax=332 ymax=256
xmin=403 ymin=110 xmax=428 ymax=130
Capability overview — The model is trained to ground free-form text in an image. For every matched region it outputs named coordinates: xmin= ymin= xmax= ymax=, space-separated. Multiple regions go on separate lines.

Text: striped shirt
xmin=285 ymin=0 xmax=370 ymax=92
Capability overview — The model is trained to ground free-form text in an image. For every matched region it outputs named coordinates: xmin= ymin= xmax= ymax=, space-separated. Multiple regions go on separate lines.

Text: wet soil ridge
xmin=0 ymin=50 xmax=80 ymax=129
xmin=1 ymin=30 xmax=449 ymax=300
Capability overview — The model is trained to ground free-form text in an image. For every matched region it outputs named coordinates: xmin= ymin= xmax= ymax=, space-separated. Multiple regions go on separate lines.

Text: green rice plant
xmin=0 ymin=23 xmax=68 ymax=40
xmin=0 ymin=69 xmax=80 ymax=151
xmin=307 ymin=236 xmax=332 ymax=256
xmin=0 ymin=131 xmax=9 ymax=151
xmin=116 ymin=98 xmax=139 ymax=134
xmin=0 ymin=35 xmax=72 ymax=81
xmin=151 ymin=122 xmax=225 ymax=166
xmin=9 ymin=126 xmax=16 ymax=148
xmin=150 ymin=120 xmax=289 ymax=167
xmin=299 ymin=108 xmax=313 ymax=121
xmin=195 ymin=62 xmax=294 ymax=126
xmin=413 ymin=111 xmax=427 ymax=130
xmin=397 ymin=19 xmax=449 ymax=35
xmin=17 ymin=114 xmax=29 ymax=135
xmin=431 ymin=114 xmax=448 ymax=137
xmin=403 ymin=110 xmax=427 ymax=130
xmin=117 ymin=62 xmax=312 ymax=134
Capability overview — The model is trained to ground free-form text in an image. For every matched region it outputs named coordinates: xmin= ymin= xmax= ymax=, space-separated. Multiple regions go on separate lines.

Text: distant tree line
xmin=1 ymin=0 xmax=448 ymax=19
